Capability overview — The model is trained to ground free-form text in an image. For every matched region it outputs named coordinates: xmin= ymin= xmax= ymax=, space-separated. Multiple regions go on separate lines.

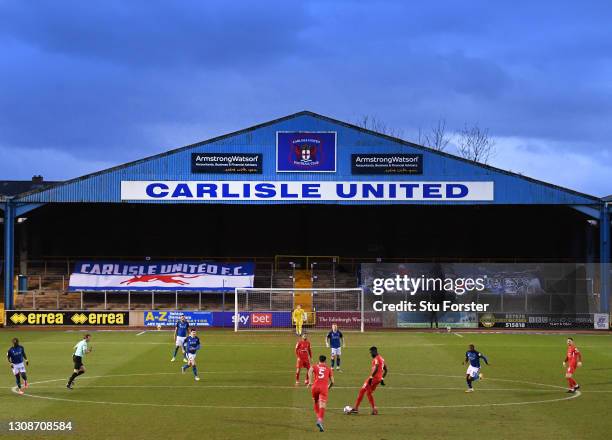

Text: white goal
xmin=234 ymin=288 xmax=365 ymax=332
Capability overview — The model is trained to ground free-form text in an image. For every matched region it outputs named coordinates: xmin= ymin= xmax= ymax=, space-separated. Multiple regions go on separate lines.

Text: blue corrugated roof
xmin=13 ymin=111 xmax=602 ymax=205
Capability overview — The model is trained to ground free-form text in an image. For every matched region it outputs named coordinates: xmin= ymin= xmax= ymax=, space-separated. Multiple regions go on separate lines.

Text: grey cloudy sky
xmin=0 ymin=1 xmax=611 ymax=195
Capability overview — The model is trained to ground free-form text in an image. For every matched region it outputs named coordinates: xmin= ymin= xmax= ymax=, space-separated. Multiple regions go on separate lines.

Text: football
xmin=343 ymin=406 xmax=353 ymax=414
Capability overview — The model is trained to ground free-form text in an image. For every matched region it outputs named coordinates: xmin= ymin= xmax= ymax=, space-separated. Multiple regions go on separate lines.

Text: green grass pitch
xmin=1 ymin=329 xmax=611 ymax=439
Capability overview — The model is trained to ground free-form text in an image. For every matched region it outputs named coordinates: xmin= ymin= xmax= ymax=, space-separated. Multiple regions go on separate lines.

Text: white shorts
xmin=187 ymin=353 xmax=197 ymax=363
xmin=331 ymin=347 xmax=342 ymax=356
xmin=176 ymin=336 xmax=186 ymax=347
xmin=12 ymin=362 xmax=26 ymax=375
xmin=466 ymin=365 xmax=480 ymax=378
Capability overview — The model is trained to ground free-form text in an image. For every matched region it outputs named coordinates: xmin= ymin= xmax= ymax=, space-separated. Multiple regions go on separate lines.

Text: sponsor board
xmin=211 ymin=311 xmax=291 ymax=328
xmin=594 ymin=313 xmax=610 ymax=330
xmin=351 ymin=154 xmax=423 ymax=175
xmin=251 ymin=312 xmax=273 ymax=327
xmin=397 ymin=311 xmax=478 ymax=328
xmin=191 ymin=153 xmax=262 ymax=174
xmin=6 ymin=310 xmax=129 ymax=326
xmin=478 ymin=313 xmax=595 ymax=329
xmin=276 ymin=132 xmax=336 ymax=172
xmin=314 ymin=311 xmax=383 ymax=328
xmin=144 ymin=311 xmax=213 ymax=327
xmin=121 ymin=181 xmax=495 ymax=202
xmin=69 ymin=261 xmax=254 ymax=291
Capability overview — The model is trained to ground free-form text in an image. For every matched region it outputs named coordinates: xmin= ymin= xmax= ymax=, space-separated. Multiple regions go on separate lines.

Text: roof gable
xmin=13 ymin=111 xmax=601 ymax=205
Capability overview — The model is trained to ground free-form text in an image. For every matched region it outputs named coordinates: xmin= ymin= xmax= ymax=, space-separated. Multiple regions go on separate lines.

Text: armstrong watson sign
xmin=121 ymin=181 xmax=494 ymax=201
xmin=352 ymin=154 xmax=423 ymax=175
xmin=191 ymin=153 xmax=262 ymax=174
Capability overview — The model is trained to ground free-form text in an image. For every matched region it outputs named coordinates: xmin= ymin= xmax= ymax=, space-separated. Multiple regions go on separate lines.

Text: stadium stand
xmin=12 ymin=258 xmax=361 ymax=311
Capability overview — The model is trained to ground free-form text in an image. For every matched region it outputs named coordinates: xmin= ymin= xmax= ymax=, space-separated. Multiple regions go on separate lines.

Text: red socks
xmin=314 ymin=401 xmax=325 ymax=421
xmin=354 ymin=388 xmax=366 ymax=409
xmin=366 ymin=391 xmax=376 ymax=408
xmin=567 ymin=378 xmax=577 ymax=389
xmin=355 ymin=390 xmax=376 ymax=409
xmin=296 ymin=371 xmax=300 ymax=381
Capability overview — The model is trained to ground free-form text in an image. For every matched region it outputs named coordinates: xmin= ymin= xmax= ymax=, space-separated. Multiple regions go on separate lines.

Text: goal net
xmin=234 ymin=288 xmax=365 ymax=332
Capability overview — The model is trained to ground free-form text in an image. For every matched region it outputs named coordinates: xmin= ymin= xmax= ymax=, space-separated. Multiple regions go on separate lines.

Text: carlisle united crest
xmin=277 ymin=132 xmax=336 ymax=172
xmin=296 ymin=143 xmax=316 ymax=164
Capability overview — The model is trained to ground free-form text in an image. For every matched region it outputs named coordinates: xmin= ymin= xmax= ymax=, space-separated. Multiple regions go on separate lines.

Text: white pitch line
xmin=9 ymin=372 xmax=582 ymax=411
xmin=136 ymin=331 xmax=146 ymax=336
xmin=24 ymin=384 xmax=565 ymax=392
xmin=15 ymin=342 xmax=452 ymax=348
xmin=2 ymin=371 xmax=573 ymax=390
xmin=11 ymin=386 xmax=582 ymax=411
xmin=453 ymin=333 xmax=464 ymax=338
xmin=375 ymin=391 xmax=581 ymax=410
xmin=573 ymin=390 xmax=612 ymax=393
xmin=17 ymin=341 xmax=605 ymax=349
xmin=389 ymin=372 xmax=567 ymax=390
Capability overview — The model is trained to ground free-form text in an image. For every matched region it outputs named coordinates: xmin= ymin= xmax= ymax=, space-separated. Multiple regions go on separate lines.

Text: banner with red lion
xmin=69 ymin=261 xmax=254 ymax=291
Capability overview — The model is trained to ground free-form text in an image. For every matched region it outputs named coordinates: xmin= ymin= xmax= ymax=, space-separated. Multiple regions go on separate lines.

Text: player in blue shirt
xmin=181 ymin=329 xmax=201 ymax=381
xmin=325 ymin=324 xmax=345 ymax=371
xmin=463 ymin=344 xmax=489 ymax=392
xmin=7 ymin=338 xmax=29 ymax=395
xmin=171 ymin=314 xmax=190 ymax=362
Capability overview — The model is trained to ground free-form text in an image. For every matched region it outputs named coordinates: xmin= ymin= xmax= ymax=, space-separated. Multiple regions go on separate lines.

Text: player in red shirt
xmin=563 ymin=337 xmax=582 ymax=393
xmin=308 ymin=355 xmax=334 ymax=432
xmin=295 ymin=333 xmax=312 ymax=385
xmin=348 ymin=346 xmax=387 ymax=415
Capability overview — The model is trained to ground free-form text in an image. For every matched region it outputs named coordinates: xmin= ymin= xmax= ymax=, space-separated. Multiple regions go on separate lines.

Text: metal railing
xmin=69 ymin=290 xmax=234 ymax=311
xmin=14 ymin=288 xmax=600 ymax=315
xmin=13 ymin=290 xmax=235 ymax=311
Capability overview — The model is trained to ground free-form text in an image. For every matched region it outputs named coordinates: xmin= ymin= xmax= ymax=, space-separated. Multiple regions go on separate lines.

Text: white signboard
xmin=594 ymin=313 xmax=610 ymax=330
xmin=120 ymin=181 xmax=494 ymax=202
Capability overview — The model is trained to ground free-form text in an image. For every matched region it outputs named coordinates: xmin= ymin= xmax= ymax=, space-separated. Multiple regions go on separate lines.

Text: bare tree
xmin=422 ymin=118 xmax=451 ymax=151
xmin=456 ymin=124 xmax=496 ymax=164
xmin=355 ymin=115 xmax=404 ymax=139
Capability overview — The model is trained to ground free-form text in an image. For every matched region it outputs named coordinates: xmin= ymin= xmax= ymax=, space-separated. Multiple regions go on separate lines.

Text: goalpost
xmin=234 ymin=288 xmax=365 ymax=332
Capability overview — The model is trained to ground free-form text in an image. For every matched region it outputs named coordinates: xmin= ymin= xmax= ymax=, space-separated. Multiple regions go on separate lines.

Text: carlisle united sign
xmin=121 ymin=181 xmax=494 ymax=201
